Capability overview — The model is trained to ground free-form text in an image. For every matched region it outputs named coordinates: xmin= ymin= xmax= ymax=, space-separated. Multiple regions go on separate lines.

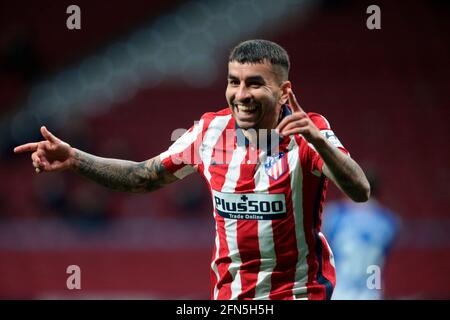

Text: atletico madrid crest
xmin=264 ymin=152 xmax=288 ymax=180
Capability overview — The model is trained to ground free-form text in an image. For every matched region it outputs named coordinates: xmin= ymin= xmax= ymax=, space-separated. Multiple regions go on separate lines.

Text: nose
xmin=235 ymin=84 xmax=252 ymax=104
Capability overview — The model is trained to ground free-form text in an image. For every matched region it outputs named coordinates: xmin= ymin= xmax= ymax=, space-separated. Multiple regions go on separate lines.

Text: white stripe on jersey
xmin=289 ymin=137 xmax=309 ymax=299
xmin=160 ymin=119 xmax=204 ymax=159
xmin=220 ymin=144 xmax=247 ymax=300
xmin=253 ymin=151 xmax=276 ymax=300
xmin=200 ymin=115 xmax=232 ymax=182
xmin=197 ymin=115 xmax=232 ymax=300
xmin=159 ymin=118 xmax=204 ymax=179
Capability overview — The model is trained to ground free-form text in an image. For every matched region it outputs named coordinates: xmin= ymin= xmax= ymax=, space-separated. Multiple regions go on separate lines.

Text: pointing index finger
xmin=288 ymin=89 xmax=304 ymax=113
xmin=14 ymin=143 xmax=39 ymax=153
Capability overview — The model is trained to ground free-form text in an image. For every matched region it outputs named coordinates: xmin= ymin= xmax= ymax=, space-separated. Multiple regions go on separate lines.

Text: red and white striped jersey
xmin=160 ymin=105 xmax=349 ymax=300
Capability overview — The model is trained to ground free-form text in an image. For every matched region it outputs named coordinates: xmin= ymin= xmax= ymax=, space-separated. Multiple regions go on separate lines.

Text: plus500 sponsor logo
xmin=212 ymin=190 xmax=286 ymax=220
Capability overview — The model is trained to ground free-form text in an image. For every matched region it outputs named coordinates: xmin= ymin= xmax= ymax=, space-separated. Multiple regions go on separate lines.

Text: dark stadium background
xmin=0 ymin=0 xmax=448 ymax=299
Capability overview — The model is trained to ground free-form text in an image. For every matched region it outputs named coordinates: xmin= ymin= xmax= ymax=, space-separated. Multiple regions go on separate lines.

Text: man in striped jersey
xmin=15 ymin=39 xmax=370 ymax=300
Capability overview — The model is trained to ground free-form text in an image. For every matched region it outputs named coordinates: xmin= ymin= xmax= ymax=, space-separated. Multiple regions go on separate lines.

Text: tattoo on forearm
xmin=321 ymin=144 xmax=370 ymax=202
xmin=332 ymin=156 xmax=363 ymax=189
xmin=73 ymin=150 xmax=177 ymax=193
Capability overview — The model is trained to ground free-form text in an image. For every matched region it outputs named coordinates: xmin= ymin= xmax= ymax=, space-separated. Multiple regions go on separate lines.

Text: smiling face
xmin=226 ymin=60 xmax=290 ymax=130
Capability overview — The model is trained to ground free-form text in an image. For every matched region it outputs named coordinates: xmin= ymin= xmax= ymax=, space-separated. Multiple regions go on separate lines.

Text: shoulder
xmin=200 ymin=107 xmax=232 ymax=120
xmin=307 ymin=112 xmax=331 ymax=130
xmin=197 ymin=107 xmax=231 ymax=122
xmin=186 ymin=108 xmax=232 ymax=136
xmin=197 ymin=107 xmax=233 ymax=128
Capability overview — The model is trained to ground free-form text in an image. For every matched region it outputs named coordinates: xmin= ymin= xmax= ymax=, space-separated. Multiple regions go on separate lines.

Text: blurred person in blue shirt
xmin=322 ymin=171 xmax=400 ymax=300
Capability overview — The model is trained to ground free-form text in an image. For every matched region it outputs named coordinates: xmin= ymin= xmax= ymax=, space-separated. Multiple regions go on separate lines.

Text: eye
xmin=228 ymin=79 xmax=239 ymax=86
xmin=249 ymin=82 xmax=262 ymax=88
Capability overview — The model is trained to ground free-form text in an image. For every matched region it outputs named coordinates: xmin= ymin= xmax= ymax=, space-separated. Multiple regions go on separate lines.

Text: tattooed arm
xmin=72 ymin=150 xmax=178 ymax=193
xmin=317 ymin=140 xmax=370 ymax=202
xmin=14 ymin=126 xmax=178 ymax=193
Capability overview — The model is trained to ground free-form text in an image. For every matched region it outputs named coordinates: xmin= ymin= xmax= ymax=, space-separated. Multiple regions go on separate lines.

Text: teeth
xmin=237 ymin=105 xmax=256 ymax=112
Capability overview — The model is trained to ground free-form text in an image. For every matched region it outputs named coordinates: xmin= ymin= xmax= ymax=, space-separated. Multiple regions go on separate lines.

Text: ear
xmin=279 ymin=81 xmax=291 ymax=105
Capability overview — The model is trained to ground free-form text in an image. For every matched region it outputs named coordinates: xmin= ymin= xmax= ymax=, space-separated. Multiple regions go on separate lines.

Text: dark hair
xmin=229 ymin=39 xmax=290 ymax=81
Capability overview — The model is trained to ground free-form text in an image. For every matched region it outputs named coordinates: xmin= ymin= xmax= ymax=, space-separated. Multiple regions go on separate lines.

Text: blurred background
xmin=0 ymin=0 xmax=448 ymax=299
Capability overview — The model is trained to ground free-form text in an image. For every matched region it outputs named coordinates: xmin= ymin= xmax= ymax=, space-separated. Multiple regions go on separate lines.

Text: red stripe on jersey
xmin=299 ymin=143 xmax=324 ymax=299
xmin=235 ymin=149 xmax=260 ymax=300
xmin=318 ymin=233 xmax=336 ymax=290
xmin=308 ymin=112 xmax=330 ymax=130
xmin=161 ymin=115 xmax=212 ymax=175
xmin=295 ymin=135 xmax=335 ymax=300
xmin=205 ymin=116 xmax=235 ymax=300
xmin=214 ymin=225 xmax=233 ymax=300
xmin=268 ymin=139 xmax=298 ymax=300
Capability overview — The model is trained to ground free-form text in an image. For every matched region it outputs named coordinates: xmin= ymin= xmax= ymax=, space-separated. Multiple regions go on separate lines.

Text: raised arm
xmin=14 ymin=126 xmax=178 ymax=193
xmin=276 ymin=90 xmax=370 ymax=202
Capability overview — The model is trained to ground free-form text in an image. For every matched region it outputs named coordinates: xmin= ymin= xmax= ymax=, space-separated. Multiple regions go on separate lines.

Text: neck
xmin=242 ymin=119 xmax=281 ymax=147
xmin=242 ymin=128 xmax=258 ymax=146
xmin=239 ymin=105 xmax=285 ymax=146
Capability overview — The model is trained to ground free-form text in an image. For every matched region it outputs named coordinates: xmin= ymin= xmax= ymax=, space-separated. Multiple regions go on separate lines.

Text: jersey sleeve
xmin=159 ymin=117 xmax=206 ymax=179
xmin=305 ymin=112 xmax=350 ymax=177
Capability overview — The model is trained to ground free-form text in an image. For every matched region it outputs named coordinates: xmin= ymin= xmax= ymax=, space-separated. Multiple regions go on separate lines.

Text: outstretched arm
xmin=72 ymin=151 xmax=177 ymax=193
xmin=276 ymin=90 xmax=370 ymax=202
xmin=14 ymin=126 xmax=178 ymax=193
